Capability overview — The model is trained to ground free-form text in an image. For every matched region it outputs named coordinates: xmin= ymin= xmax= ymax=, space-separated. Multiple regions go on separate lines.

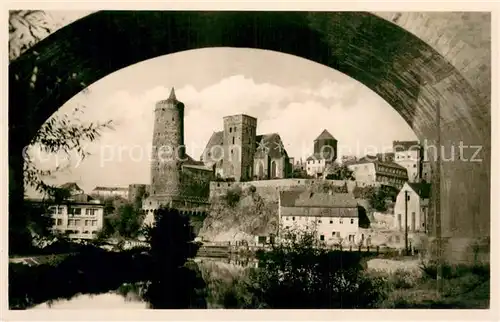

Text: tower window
xmin=172 ymin=117 xmax=174 ymax=121
xmin=234 ymin=126 xmax=237 ymax=131
xmin=232 ymin=137 xmax=235 ymax=144
xmin=229 ymin=127 xmax=232 ymax=133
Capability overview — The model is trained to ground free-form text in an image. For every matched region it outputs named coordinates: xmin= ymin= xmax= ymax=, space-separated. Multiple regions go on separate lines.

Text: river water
xmin=29 ymin=256 xmax=255 ymax=310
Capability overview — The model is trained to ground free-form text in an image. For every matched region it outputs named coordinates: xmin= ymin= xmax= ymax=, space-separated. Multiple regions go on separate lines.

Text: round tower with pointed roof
xmin=149 ymin=87 xmax=185 ymax=200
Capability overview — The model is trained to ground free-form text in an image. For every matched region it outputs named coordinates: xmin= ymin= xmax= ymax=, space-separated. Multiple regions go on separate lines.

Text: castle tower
xmin=222 ymin=114 xmax=257 ymax=181
xmin=149 ymin=87 xmax=185 ymax=200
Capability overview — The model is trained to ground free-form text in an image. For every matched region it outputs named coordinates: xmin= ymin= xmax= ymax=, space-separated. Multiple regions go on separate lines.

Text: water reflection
xmin=31 ymin=293 xmax=148 ymax=309
xmin=29 ymin=256 xmax=254 ymax=310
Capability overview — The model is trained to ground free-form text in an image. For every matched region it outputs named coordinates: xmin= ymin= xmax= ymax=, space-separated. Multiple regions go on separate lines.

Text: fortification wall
xmin=209 ymin=179 xmax=381 ymax=200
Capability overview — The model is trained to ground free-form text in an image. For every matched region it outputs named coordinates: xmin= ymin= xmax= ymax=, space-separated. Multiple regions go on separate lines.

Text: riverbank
xmin=9 ymin=245 xmax=490 ymax=310
xmin=8 ymin=246 xmax=152 ymax=310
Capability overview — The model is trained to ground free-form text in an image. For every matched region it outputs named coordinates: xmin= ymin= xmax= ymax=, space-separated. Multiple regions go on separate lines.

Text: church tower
xmin=222 ymin=114 xmax=257 ymax=181
xmin=314 ymin=129 xmax=338 ymax=162
xmin=149 ymin=87 xmax=185 ymax=200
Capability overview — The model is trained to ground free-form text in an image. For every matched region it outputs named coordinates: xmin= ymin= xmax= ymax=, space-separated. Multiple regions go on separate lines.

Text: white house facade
xmin=48 ymin=194 xmax=105 ymax=240
xmin=347 ymin=159 xmax=408 ymax=189
xmin=393 ymin=141 xmax=422 ymax=183
xmin=393 ymin=182 xmax=431 ymax=233
xmin=306 ymin=158 xmax=330 ymax=178
xmin=278 ymin=190 xmax=361 ymax=246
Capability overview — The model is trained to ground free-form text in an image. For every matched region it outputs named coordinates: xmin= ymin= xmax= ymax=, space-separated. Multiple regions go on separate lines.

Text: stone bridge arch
xmin=9 ymin=11 xmax=490 ymax=263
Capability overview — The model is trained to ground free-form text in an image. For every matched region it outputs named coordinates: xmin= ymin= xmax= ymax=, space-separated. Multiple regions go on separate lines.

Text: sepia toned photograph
xmin=5 ymin=7 xmax=494 ymax=313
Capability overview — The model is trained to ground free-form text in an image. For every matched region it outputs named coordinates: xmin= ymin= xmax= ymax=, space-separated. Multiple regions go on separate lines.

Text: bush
xmin=245 ymin=227 xmax=390 ymax=308
xmin=390 ymin=269 xmax=420 ymax=289
xmin=419 ymin=261 xmax=490 ymax=280
xmin=9 ymin=206 xmax=206 ymax=310
xmin=245 ymin=185 xmax=257 ymax=194
xmin=224 ymin=187 xmax=242 ymax=207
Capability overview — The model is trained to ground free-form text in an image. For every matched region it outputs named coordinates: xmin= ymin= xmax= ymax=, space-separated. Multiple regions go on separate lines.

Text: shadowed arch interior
xmin=9 ymin=11 xmax=490 ymax=263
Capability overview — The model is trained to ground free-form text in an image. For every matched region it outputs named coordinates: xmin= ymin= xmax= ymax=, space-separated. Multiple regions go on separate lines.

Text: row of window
xmin=307 ymin=159 xmax=330 ymax=165
xmin=282 ymin=229 xmax=356 ymax=242
xmin=307 ymin=166 xmax=324 ymax=172
xmin=228 ymin=125 xmax=255 ymax=135
xmin=377 ymin=166 xmax=406 ymax=176
xmin=284 ymin=216 xmax=355 ymax=225
xmin=64 ymin=230 xmax=98 ymax=235
xmin=57 ymin=219 xmax=98 ymax=227
xmin=319 ymin=233 xmax=356 ymax=241
xmin=377 ymin=175 xmax=404 ymax=185
xmin=395 ymin=154 xmax=419 ymax=160
xmin=51 ymin=207 xmax=100 ymax=216
xmin=396 ymin=212 xmax=425 ymax=230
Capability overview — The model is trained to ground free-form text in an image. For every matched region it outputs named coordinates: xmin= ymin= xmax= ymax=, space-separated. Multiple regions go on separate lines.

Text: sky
xmin=26 ymin=11 xmax=417 ymax=195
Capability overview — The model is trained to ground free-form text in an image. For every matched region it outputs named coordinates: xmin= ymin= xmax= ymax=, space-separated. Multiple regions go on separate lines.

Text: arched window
xmin=258 ymin=162 xmax=264 ymax=178
xmin=271 ymin=160 xmax=277 ymax=178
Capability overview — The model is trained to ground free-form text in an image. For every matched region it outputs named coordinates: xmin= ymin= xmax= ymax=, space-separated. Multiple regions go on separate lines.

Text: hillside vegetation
xmin=198 ymin=181 xmax=394 ymax=243
xmin=199 ymin=185 xmax=278 ymax=243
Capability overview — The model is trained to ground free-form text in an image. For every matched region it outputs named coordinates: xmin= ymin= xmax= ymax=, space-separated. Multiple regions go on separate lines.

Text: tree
xmin=325 ymin=162 xmax=355 ymax=180
xmin=246 ymin=226 xmax=386 ymax=308
xmin=224 ymin=186 xmax=242 ymax=207
xmin=290 ymin=168 xmax=310 ymax=179
xmin=115 ymin=204 xmax=144 ymax=238
xmin=368 ymin=188 xmax=389 ymax=212
xmin=97 ymin=202 xmax=145 ymax=239
xmin=142 ymin=207 xmax=206 ymax=309
xmin=103 ymin=198 xmax=116 ymax=216
xmin=10 ymin=10 xmax=113 ymax=195
xmin=9 ymin=10 xmax=113 ymax=252
xmin=9 ymin=10 xmax=53 ymax=61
